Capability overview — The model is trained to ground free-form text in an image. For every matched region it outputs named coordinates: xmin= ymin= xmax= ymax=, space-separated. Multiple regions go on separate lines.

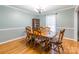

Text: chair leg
xmin=52 ymin=44 xmax=58 ymax=54
xmin=58 ymin=46 xmax=60 ymax=54
xmin=60 ymin=45 xmax=64 ymax=54
xmin=58 ymin=45 xmax=64 ymax=54
xmin=52 ymin=44 xmax=64 ymax=54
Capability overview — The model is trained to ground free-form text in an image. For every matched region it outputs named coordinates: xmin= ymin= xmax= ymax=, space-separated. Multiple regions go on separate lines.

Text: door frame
xmin=74 ymin=6 xmax=79 ymax=41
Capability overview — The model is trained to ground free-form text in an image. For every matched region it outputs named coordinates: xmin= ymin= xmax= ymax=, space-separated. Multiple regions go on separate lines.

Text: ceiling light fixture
xmin=34 ymin=5 xmax=47 ymax=14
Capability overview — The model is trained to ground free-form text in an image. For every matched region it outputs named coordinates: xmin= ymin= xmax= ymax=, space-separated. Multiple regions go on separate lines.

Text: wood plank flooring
xmin=0 ymin=37 xmax=78 ymax=54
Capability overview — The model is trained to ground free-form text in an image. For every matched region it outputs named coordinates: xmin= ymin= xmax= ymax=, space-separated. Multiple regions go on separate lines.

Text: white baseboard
xmin=0 ymin=36 xmax=77 ymax=45
xmin=0 ymin=36 xmax=26 ymax=45
xmin=64 ymin=37 xmax=77 ymax=41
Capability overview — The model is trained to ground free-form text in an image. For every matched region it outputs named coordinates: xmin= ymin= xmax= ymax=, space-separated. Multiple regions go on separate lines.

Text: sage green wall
xmin=0 ymin=6 xmax=35 ymax=28
xmin=0 ymin=5 xmax=75 ymax=43
xmin=56 ymin=8 xmax=74 ymax=28
xmin=56 ymin=8 xmax=74 ymax=39
xmin=0 ymin=5 xmax=36 ymax=43
xmin=39 ymin=8 xmax=75 ymax=39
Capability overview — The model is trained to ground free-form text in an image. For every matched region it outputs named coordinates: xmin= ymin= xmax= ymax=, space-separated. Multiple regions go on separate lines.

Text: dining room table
xmin=29 ymin=29 xmax=57 ymax=52
xmin=26 ymin=27 xmax=64 ymax=54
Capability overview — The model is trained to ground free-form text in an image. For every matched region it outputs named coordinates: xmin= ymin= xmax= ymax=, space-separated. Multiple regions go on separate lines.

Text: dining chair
xmin=25 ymin=26 xmax=32 ymax=45
xmin=45 ymin=27 xmax=50 ymax=30
xmin=38 ymin=38 xmax=52 ymax=53
xmin=44 ymin=27 xmax=50 ymax=34
xmin=39 ymin=27 xmax=44 ymax=34
xmin=33 ymin=30 xmax=43 ymax=48
xmin=52 ymin=29 xmax=65 ymax=54
xmin=26 ymin=26 xmax=31 ymax=30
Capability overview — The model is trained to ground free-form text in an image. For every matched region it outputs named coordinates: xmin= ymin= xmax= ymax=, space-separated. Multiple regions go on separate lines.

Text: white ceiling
xmin=10 ymin=5 xmax=75 ymax=15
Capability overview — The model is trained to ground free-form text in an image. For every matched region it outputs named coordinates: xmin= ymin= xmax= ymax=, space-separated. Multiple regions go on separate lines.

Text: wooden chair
xmin=36 ymin=38 xmax=52 ymax=53
xmin=44 ymin=39 xmax=52 ymax=52
xmin=52 ymin=29 xmax=65 ymax=54
xmin=44 ymin=27 xmax=50 ymax=34
xmin=26 ymin=26 xmax=31 ymax=30
xmin=33 ymin=30 xmax=43 ymax=48
xmin=45 ymin=27 xmax=50 ymax=30
xmin=39 ymin=27 xmax=44 ymax=34
xmin=25 ymin=26 xmax=32 ymax=45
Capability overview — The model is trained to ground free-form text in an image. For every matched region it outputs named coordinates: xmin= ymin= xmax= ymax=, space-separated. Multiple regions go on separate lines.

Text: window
xmin=46 ymin=15 xmax=56 ymax=33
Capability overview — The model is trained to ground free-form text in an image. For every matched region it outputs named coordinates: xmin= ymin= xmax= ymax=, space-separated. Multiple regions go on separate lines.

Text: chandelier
xmin=34 ymin=6 xmax=46 ymax=14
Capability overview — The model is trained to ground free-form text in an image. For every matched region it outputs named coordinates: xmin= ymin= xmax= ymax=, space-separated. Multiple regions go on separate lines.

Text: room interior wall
xmin=39 ymin=8 xmax=75 ymax=40
xmin=0 ymin=5 xmax=76 ymax=43
xmin=0 ymin=5 xmax=36 ymax=43
xmin=56 ymin=8 xmax=74 ymax=39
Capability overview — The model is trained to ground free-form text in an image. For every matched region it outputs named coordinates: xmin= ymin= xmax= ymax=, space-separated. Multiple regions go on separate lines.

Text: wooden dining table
xmin=30 ymin=29 xmax=56 ymax=38
xmin=25 ymin=26 xmax=59 ymax=53
xmin=26 ymin=27 xmax=64 ymax=53
xmin=27 ymin=29 xmax=57 ymax=42
xmin=27 ymin=29 xmax=57 ymax=51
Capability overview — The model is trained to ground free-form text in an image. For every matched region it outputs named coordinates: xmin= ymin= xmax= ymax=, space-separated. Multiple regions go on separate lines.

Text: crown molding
xmin=4 ymin=5 xmax=37 ymax=15
xmin=39 ymin=6 xmax=75 ymax=15
xmin=3 ymin=5 xmax=76 ymax=16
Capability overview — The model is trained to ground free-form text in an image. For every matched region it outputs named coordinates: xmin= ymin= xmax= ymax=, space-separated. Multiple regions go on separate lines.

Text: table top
xmin=41 ymin=31 xmax=56 ymax=38
xmin=28 ymin=29 xmax=56 ymax=39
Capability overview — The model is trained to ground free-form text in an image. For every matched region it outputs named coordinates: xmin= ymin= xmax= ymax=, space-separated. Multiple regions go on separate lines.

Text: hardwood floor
xmin=0 ymin=37 xmax=78 ymax=54
xmin=63 ymin=38 xmax=77 ymax=54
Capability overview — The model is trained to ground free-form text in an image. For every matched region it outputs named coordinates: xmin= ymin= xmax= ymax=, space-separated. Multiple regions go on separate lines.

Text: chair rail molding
xmin=56 ymin=27 xmax=74 ymax=30
xmin=0 ymin=27 xmax=25 ymax=31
